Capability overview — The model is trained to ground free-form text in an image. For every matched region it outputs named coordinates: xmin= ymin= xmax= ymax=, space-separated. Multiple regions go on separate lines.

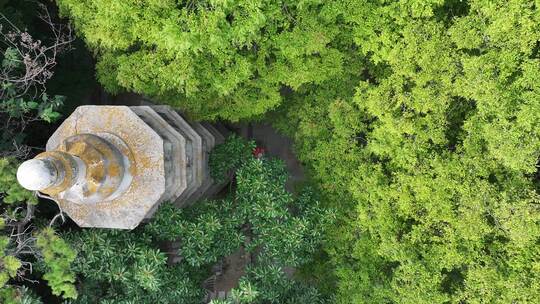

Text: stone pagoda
xmin=16 ymin=105 xmax=227 ymax=229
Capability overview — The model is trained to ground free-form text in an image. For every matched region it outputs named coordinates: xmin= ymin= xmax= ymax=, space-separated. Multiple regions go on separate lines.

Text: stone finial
xmin=17 ymin=158 xmax=60 ymax=191
xmin=17 ymin=134 xmax=133 ymax=204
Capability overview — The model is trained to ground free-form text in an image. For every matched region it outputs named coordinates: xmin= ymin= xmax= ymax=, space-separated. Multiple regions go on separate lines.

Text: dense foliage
xmin=0 ymin=1 xmax=79 ymax=302
xmin=213 ymin=264 xmax=329 ymax=304
xmin=68 ymin=138 xmax=330 ymax=303
xmin=147 ymin=201 xmax=243 ymax=268
xmin=35 ymin=228 xmax=77 ymax=299
xmin=272 ymin=1 xmax=540 ymax=303
xmin=209 ymin=134 xmax=256 ymax=184
xmin=55 ymin=0 xmax=351 ymax=121
xmin=66 ymin=229 xmax=203 ymax=304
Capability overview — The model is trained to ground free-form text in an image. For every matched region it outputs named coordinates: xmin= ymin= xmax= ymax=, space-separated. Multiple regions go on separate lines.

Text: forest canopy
xmin=2 ymin=0 xmax=540 ymax=303
xmin=55 ymin=0 xmax=350 ymax=121
xmin=271 ymin=1 xmax=540 ymax=303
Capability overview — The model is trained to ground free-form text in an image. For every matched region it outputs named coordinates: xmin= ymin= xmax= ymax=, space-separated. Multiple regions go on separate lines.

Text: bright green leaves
xmin=2 ymin=256 xmax=21 ymax=278
xmin=0 ymin=158 xmax=37 ymax=205
xmin=67 ymin=228 xmax=203 ymax=303
xmin=35 ymin=228 xmax=77 ymax=299
xmin=269 ymin=0 xmax=540 ymax=303
xmin=56 ymin=0 xmax=351 ymax=120
xmin=59 ymin=0 xmax=141 ymax=50
xmin=0 ymin=253 xmax=21 ymax=287
xmin=446 ymin=1 xmax=540 ymax=173
xmin=0 ymin=228 xmax=71 ymax=302
xmin=340 ymin=0 xmax=540 ymax=297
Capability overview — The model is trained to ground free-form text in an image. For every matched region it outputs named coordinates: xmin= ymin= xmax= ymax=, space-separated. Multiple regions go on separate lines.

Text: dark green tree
xmin=209 ymin=135 xmax=256 ymax=184
xmin=146 ymin=201 xmax=244 ymax=268
xmin=0 ymin=1 xmax=77 ymax=301
xmin=65 ymin=229 xmax=203 ymax=304
xmin=148 ymin=137 xmax=332 ymax=303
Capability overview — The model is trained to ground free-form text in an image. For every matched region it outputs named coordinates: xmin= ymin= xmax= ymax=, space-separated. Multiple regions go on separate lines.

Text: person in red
xmin=252 ymin=146 xmax=265 ymax=159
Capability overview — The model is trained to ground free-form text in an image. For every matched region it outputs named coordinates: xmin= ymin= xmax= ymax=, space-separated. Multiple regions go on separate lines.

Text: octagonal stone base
xmin=47 ymin=106 xmax=165 ymax=229
xmin=45 ymin=105 xmax=229 ymax=229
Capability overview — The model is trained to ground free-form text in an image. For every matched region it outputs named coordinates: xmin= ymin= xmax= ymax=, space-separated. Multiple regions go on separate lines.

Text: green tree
xmin=55 ymin=0 xmax=352 ymax=121
xmin=272 ymin=0 xmax=540 ymax=303
xmin=146 ymin=201 xmax=244 ymax=268
xmin=148 ymin=137 xmax=332 ymax=303
xmin=209 ymin=135 xmax=256 ymax=184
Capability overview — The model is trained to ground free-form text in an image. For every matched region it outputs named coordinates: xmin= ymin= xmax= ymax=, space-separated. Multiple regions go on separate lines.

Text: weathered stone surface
xmin=130 ymin=106 xmax=187 ymax=219
xmin=202 ymin=122 xmax=225 ymax=145
xmin=151 ymin=106 xmax=204 ymax=206
xmin=180 ymin=118 xmax=216 ymax=206
xmin=46 ymin=106 xmax=165 ymax=229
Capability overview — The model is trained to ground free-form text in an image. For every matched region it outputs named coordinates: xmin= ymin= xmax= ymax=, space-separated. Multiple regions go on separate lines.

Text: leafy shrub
xmin=146 ymin=201 xmax=244 ymax=267
xmin=209 ymin=135 xmax=256 ymax=184
xmin=144 ymin=142 xmax=332 ymax=303
xmin=66 ymin=229 xmax=203 ymax=304
xmin=35 ymin=228 xmax=77 ymax=299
